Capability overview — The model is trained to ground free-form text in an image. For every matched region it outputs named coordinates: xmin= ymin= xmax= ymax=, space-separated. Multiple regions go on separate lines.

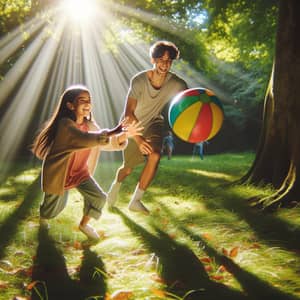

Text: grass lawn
xmin=0 ymin=152 xmax=299 ymax=300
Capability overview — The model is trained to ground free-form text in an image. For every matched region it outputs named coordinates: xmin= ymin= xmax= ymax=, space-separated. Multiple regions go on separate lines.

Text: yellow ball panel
xmin=207 ymin=104 xmax=224 ymax=139
xmin=173 ymin=102 xmax=202 ymax=141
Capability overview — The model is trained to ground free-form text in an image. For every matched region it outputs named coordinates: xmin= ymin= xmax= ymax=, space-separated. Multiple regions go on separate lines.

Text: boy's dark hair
xmin=149 ymin=41 xmax=180 ymax=60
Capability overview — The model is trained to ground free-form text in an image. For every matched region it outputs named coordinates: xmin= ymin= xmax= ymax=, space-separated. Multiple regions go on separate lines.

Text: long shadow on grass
xmin=159 ymin=203 xmax=299 ymax=300
xmin=0 ymin=160 xmax=34 ymax=184
xmin=0 ymin=175 xmax=41 ymax=260
xmin=113 ymin=208 xmax=249 ymax=300
xmin=31 ymin=225 xmax=107 ymax=300
xmin=155 ymin=168 xmax=300 ymax=252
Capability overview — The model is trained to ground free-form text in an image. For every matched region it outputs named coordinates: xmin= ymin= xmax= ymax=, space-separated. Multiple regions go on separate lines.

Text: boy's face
xmin=153 ymin=51 xmax=173 ymax=75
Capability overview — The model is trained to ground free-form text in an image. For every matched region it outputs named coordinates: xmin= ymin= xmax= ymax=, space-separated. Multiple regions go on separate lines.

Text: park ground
xmin=0 ymin=152 xmax=299 ymax=300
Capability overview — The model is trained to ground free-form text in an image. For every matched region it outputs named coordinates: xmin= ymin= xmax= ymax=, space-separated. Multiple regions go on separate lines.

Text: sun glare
xmin=60 ymin=0 xmax=98 ymax=23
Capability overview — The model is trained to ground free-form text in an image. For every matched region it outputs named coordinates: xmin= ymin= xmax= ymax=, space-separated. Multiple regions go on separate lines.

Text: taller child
xmin=107 ymin=41 xmax=188 ymax=214
xmin=32 ymin=85 xmax=142 ymax=240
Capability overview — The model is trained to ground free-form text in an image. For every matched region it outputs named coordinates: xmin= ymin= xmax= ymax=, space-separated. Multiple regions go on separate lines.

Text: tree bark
xmin=241 ymin=0 xmax=300 ymax=210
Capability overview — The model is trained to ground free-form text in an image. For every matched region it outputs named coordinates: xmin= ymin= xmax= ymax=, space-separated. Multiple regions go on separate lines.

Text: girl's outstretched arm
xmin=116 ymin=120 xmax=143 ymax=145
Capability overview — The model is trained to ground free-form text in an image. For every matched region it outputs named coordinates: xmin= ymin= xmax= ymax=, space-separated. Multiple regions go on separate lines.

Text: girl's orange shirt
xmin=64 ymin=122 xmax=91 ymax=190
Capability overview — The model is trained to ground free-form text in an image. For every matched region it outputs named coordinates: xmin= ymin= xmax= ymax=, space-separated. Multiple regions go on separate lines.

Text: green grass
xmin=0 ymin=152 xmax=299 ymax=300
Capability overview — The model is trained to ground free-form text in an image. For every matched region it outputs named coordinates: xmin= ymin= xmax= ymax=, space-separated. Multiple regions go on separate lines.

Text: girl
xmin=32 ymin=85 xmax=142 ymax=240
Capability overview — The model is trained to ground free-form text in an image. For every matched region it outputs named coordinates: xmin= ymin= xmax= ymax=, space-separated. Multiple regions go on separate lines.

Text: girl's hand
xmin=123 ymin=120 xmax=144 ymax=138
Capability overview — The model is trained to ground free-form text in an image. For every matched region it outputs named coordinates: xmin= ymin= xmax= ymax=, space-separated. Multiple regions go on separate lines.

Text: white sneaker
xmin=128 ymin=200 xmax=150 ymax=215
xmin=79 ymin=224 xmax=100 ymax=240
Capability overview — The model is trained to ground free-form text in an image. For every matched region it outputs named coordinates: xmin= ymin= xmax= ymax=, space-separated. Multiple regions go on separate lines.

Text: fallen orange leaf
xmin=151 ymin=288 xmax=166 ymax=298
xmin=217 ymin=265 xmax=226 ymax=273
xmin=73 ymin=241 xmax=82 ymax=250
xmin=211 ymin=275 xmax=224 ymax=281
xmin=200 ymin=257 xmax=212 ymax=263
xmin=151 ymin=274 xmax=166 ymax=284
xmin=27 ymin=280 xmax=39 ymax=290
xmin=202 ymin=233 xmax=212 ymax=240
xmin=222 ymin=248 xmax=229 ymax=256
xmin=110 ymin=290 xmax=133 ymax=300
xmin=168 ymin=233 xmax=176 ymax=239
xmin=250 ymin=243 xmax=261 ymax=249
xmin=229 ymin=246 xmax=239 ymax=258
xmin=204 ymin=265 xmax=213 ymax=272
xmin=0 ymin=280 xmax=9 ymax=288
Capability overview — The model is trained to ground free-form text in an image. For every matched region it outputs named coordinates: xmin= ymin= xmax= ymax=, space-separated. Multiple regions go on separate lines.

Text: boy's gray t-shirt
xmin=127 ymin=70 xmax=188 ymax=129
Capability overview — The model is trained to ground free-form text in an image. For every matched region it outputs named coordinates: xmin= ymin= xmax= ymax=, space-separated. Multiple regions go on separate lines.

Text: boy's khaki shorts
xmin=124 ymin=118 xmax=164 ymax=168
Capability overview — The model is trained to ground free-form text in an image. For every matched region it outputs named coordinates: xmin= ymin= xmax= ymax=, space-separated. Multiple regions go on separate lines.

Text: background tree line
xmin=0 ymin=0 xmax=278 ymax=154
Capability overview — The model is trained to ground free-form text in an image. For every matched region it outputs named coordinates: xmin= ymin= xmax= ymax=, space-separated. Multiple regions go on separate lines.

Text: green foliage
xmin=202 ymin=0 xmax=277 ymax=91
xmin=0 ymin=0 xmax=36 ymax=36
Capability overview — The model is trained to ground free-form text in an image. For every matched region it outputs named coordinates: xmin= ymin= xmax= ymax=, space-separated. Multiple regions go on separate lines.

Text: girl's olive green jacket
xmin=42 ymin=118 xmax=127 ymax=195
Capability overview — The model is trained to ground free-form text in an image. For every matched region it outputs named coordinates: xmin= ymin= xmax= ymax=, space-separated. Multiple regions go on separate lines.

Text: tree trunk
xmin=241 ymin=0 xmax=300 ymax=210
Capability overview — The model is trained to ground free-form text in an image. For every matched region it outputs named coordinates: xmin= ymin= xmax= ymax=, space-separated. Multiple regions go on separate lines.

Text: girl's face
xmin=68 ymin=91 xmax=91 ymax=122
xmin=153 ymin=51 xmax=173 ymax=75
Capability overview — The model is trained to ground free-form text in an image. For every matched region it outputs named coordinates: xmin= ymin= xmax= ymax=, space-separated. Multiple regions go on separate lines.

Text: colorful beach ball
xmin=168 ymin=87 xmax=224 ymax=143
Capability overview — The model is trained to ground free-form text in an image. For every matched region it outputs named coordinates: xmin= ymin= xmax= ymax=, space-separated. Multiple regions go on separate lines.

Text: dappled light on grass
xmin=187 ymin=168 xmax=234 ymax=181
xmin=0 ymin=155 xmax=300 ymax=298
xmin=13 ymin=169 xmax=40 ymax=184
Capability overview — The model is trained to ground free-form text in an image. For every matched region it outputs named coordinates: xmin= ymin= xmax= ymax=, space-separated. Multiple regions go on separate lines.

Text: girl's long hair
xmin=32 ymin=85 xmax=92 ymax=160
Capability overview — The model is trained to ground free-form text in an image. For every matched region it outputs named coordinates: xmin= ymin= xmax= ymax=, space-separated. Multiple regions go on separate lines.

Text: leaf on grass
xmin=202 ymin=233 xmax=212 ymax=240
xmin=250 ymin=243 xmax=261 ymax=249
xmin=229 ymin=247 xmax=239 ymax=258
xmin=168 ymin=233 xmax=176 ymax=239
xmin=131 ymin=248 xmax=145 ymax=255
xmin=222 ymin=248 xmax=229 ymax=256
xmin=204 ymin=265 xmax=213 ymax=272
xmin=14 ymin=266 xmax=33 ymax=277
xmin=110 ymin=290 xmax=133 ymax=300
xmin=73 ymin=241 xmax=82 ymax=250
xmin=217 ymin=265 xmax=226 ymax=273
xmin=210 ymin=275 xmax=224 ymax=281
xmin=0 ymin=280 xmax=9 ymax=288
xmin=200 ymin=257 xmax=212 ymax=263
xmin=151 ymin=289 xmax=166 ymax=298
xmin=151 ymin=274 xmax=166 ymax=284
xmin=27 ymin=280 xmax=39 ymax=290
xmin=104 ymin=293 xmax=111 ymax=300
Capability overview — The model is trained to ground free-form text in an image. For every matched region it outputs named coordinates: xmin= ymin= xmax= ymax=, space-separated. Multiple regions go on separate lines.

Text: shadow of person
xmin=113 ymin=208 xmax=249 ymax=300
xmin=180 ymin=226 xmax=300 ymax=300
xmin=31 ymin=225 xmax=107 ymax=300
xmin=0 ymin=176 xmax=41 ymax=260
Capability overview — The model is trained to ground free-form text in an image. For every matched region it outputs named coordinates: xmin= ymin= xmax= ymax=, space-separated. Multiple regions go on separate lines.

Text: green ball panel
xmin=169 ymin=95 xmax=200 ymax=126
